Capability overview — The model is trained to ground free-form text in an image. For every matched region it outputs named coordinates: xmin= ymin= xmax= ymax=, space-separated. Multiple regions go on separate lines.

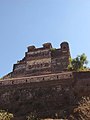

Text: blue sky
xmin=0 ymin=0 xmax=90 ymax=77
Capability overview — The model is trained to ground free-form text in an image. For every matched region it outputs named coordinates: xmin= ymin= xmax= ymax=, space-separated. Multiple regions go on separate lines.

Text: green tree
xmin=68 ymin=53 xmax=88 ymax=71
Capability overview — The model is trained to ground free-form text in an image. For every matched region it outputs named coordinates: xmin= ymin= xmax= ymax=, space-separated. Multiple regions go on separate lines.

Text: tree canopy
xmin=68 ymin=53 xmax=88 ymax=71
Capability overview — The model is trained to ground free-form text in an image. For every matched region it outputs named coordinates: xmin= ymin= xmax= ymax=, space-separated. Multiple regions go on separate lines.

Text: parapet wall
xmin=1 ymin=72 xmax=73 ymax=86
xmin=73 ymin=71 xmax=90 ymax=79
xmin=2 ymin=71 xmax=90 ymax=86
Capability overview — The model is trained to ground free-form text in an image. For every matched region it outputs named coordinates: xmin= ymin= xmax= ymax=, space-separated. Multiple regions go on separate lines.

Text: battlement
xmin=4 ymin=41 xmax=71 ymax=79
xmin=27 ymin=43 xmax=52 ymax=52
xmin=26 ymin=42 xmax=70 ymax=56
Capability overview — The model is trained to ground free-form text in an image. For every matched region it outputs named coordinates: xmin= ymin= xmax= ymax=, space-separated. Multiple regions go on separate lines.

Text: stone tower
xmin=4 ymin=41 xmax=71 ymax=78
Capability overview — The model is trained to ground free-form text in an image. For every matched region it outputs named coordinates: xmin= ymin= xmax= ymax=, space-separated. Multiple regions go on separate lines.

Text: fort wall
xmin=1 ymin=41 xmax=90 ymax=119
xmin=0 ymin=71 xmax=90 ymax=118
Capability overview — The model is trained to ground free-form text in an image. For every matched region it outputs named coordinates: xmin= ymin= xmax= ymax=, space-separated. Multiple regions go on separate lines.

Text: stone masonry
xmin=0 ymin=41 xmax=90 ymax=119
xmin=3 ymin=42 xmax=70 ymax=78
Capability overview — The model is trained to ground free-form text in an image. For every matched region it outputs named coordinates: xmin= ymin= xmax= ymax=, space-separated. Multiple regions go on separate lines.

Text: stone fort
xmin=4 ymin=41 xmax=70 ymax=78
xmin=0 ymin=41 xmax=90 ymax=120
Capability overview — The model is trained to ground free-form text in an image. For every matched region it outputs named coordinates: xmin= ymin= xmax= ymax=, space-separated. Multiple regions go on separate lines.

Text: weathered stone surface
xmin=0 ymin=72 xmax=90 ymax=119
xmin=3 ymin=42 xmax=70 ymax=78
xmin=1 ymin=42 xmax=90 ymax=119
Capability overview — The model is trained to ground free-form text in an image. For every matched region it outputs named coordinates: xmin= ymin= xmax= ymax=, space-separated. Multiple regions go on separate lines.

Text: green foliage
xmin=50 ymin=48 xmax=56 ymax=52
xmin=68 ymin=53 xmax=88 ymax=71
xmin=0 ymin=110 xmax=13 ymax=120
